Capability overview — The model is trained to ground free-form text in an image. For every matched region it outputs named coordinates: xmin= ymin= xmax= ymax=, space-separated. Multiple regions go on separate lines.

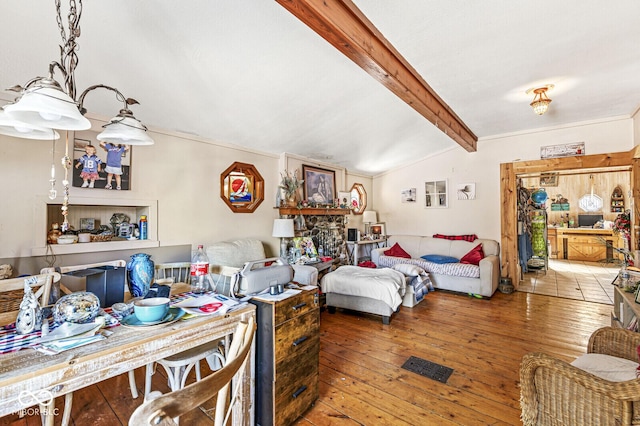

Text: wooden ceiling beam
xmin=276 ymin=0 xmax=477 ymax=152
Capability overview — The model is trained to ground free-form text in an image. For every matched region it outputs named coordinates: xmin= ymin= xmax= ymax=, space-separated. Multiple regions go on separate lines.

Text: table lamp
xmin=272 ymin=219 xmax=295 ymax=259
xmin=362 ymin=210 xmax=377 ymax=236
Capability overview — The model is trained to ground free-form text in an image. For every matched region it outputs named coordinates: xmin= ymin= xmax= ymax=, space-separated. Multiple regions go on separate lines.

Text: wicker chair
xmin=520 ymin=326 xmax=640 ymax=426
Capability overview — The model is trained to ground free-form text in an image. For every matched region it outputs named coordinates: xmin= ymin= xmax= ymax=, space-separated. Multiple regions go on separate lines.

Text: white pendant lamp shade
xmin=4 ymin=85 xmax=90 ymax=131
xmin=97 ymin=115 xmax=154 ymax=146
xmin=0 ymin=108 xmax=60 ymax=140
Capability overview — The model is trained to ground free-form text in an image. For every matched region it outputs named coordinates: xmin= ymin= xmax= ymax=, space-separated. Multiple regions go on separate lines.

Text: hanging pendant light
xmin=0 ymin=107 xmax=60 ymax=140
xmin=4 ymin=79 xmax=90 ymax=131
xmin=97 ymin=109 xmax=154 ymax=146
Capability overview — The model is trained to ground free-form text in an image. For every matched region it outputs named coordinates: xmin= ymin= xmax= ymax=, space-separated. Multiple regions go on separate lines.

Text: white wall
xmin=372 ymin=117 xmax=634 ymax=243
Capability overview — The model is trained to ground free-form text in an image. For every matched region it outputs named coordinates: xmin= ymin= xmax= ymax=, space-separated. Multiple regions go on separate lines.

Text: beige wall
xmin=372 ymin=118 xmax=634 ymax=243
xmin=0 ymin=118 xmax=372 ymax=274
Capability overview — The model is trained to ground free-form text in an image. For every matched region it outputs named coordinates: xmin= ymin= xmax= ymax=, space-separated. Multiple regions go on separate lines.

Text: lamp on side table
xmin=272 ymin=219 xmax=294 ymax=259
xmin=362 ymin=210 xmax=377 ymax=236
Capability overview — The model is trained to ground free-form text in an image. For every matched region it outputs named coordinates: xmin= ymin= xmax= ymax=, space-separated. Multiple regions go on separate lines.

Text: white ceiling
xmin=1 ymin=1 xmax=639 ymax=175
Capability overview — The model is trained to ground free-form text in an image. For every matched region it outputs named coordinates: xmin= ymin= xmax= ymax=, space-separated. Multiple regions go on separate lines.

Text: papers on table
xmin=172 ymin=293 xmax=244 ymax=316
xmin=252 ymin=289 xmax=302 ymax=302
xmin=33 ymin=320 xmax=106 ymax=355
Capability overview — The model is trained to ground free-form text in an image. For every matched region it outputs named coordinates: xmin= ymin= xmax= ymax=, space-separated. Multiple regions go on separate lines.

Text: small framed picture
xmin=338 ymin=191 xmax=351 ymax=208
xmin=371 ymin=223 xmax=386 ymax=237
xmin=540 ymin=173 xmax=558 ymax=187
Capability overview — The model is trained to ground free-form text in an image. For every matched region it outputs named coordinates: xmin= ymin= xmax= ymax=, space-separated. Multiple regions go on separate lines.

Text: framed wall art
xmin=401 ymin=188 xmax=416 ymax=203
xmin=539 ymin=173 xmax=558 ymax=187
xmin=220 ymin=162 xmax=264 ymax=213
xmin=456 ymin=183 xmax=476 ymax=200
xmin=303 ymin=165 xmax=336 ymax=205
xmin=73 ymin=136 xmax=131 ymax=190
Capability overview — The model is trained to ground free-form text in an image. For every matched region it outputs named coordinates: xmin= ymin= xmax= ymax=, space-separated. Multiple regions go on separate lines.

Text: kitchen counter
xmin=550 ymin=227 xmax=624 ymax=261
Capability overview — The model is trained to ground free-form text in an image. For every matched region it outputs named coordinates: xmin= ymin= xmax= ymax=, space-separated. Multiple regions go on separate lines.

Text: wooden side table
xmin=346 ymin=237 xmax=388 ymax=265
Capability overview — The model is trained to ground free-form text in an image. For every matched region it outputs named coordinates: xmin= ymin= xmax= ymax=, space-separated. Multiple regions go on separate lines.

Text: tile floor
xmin=518 ymin=258 xmax=620 ymax=305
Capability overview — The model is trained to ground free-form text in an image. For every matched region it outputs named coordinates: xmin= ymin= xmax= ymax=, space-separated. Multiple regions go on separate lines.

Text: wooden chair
xmin=0 ymin=272 xmax=61 ymax=426
xmin=128 ymin=316 xmax=255 ymax=426
xmin=154 ymin=262 xmax=191 ymax=284
xmin=141 ymin=261 xmax=230 ymax=401
xmin=520 ymin=326 xmax=640 ymax=425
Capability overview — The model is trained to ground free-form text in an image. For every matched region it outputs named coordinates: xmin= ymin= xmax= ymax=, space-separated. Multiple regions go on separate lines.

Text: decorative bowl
xmin=57 ymin=235 xmax=78 ymax=244
xmin=133 ymin=297 xmax=170 ymax=323
xmin=53 ymin=291 xmax=100 ymax=323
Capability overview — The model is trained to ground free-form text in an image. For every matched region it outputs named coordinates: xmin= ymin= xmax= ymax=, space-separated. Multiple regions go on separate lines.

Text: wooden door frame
xmin=500 ymin=149 xmax=640 ymax=286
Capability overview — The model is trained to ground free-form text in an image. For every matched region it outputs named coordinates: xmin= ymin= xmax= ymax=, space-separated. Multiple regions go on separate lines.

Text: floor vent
xmin=401 ymin=356 xmax=454 ymax=384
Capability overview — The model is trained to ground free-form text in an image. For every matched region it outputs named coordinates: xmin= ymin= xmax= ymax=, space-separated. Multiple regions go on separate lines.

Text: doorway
xmin=499 ymin=149 xmax=639 ymax=288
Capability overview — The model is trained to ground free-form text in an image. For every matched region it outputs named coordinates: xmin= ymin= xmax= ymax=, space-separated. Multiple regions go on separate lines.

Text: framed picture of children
xmin=72 ymin=133 xmax=131 ymax=190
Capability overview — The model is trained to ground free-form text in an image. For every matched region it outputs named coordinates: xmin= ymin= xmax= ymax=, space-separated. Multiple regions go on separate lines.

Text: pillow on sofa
xmin=393 ymin=264 xmax=425 ymax=276
xmin=421 ymin=254 xmax=459 ymax=264
xmin=571 ymin=353 xmax=638 ymax=382
xmin=384 ymin=243 xmax=411 ymax=259
xmin=460 ymin=244 xmax=484 ymax=266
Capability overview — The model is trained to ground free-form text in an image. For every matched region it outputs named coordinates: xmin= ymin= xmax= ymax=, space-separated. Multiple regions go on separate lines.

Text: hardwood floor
xmin=1 ymin=290 xmax=612 ymax=425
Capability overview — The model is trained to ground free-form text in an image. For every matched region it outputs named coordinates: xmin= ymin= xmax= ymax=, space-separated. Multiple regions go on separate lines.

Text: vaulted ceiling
xmin=1 ymin=1 xmax=639 ymax=174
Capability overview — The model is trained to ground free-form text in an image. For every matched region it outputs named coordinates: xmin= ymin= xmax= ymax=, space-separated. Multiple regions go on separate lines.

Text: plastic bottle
xmin=190 ymin=245 xmax=211 ymax=293
xmin=139 ymin=215 xmax=148 ymax=240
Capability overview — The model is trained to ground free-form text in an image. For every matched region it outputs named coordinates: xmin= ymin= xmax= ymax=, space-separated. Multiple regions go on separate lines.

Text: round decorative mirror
xmin=350 ymin=183 xmax=367 ymax=215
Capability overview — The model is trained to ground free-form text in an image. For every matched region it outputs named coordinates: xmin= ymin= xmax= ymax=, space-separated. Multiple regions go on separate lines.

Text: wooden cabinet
xmin=250 ymin=288 xmax=320 ymax=426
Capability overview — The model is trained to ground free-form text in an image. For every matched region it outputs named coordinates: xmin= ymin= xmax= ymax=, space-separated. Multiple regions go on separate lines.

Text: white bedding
xmin=321 ymin=266 xmax=406 ymax=310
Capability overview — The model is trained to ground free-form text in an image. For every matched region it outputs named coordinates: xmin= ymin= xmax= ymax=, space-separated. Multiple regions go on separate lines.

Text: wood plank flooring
xmin=0 ymin=290 xmax=613 ymax=425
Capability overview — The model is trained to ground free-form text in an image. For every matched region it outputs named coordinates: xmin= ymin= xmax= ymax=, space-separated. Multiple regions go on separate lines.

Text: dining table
xmin=0 ymin=282 xmax=256 ymax=425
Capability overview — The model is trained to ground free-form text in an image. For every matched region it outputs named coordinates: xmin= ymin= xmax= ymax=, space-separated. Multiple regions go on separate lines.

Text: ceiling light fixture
xmin=526 ymin=84 xmax=554 ymax=115
xmin=0 ymin=0 xmax=154 ymax=231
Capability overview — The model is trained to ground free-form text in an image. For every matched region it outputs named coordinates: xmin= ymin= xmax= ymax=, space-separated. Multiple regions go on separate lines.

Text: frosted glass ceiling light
xmin=0 ymin=107 xmax=60 ymax=140
xmin=4 ymin=79 xmax=90 ymax=130
xmin=97 ymin=110 xmax=154 ymax=146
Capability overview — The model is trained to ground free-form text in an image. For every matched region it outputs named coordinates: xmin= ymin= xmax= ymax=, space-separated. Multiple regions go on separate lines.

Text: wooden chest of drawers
xmin=250 ymin=288 xmax=320 ymax=426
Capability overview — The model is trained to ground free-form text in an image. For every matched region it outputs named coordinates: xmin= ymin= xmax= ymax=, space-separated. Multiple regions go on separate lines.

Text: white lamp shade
xmin=97 ymin=115 xmax=154 ymax=146
xmin=0 ymin=108 xmax=60 ymax=140
xmin=362 ymin=210 xmax=377 ymax=224
xmin=272 ymin=219 xmax=295 ymax=238
xmin=4 ymin=85 xmax=90 ymax=131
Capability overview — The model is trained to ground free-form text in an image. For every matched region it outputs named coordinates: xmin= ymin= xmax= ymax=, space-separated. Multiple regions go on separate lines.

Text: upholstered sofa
xmin=371 ymin=235 xmax=500 ymax=297
xmin=205 ymin=239 xmax=318 ymax=294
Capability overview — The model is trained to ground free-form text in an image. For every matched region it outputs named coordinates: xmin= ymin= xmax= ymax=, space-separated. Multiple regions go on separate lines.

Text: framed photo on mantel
xmin=303 ymin=165 xmax=336 ymax=205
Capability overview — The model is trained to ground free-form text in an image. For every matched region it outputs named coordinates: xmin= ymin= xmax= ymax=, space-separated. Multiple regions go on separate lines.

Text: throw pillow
xmin=460 ymin=244 xmax=485 ymax=266
xmin=421 ymin=254 xmax=459 ymax=264
xmin=393 ymin=264 xmax=425 ymax=276
xmin=570 ymin=353 xmax=639 ymax=382
xmin=384 ymin=243 xmax=411 ymax=259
